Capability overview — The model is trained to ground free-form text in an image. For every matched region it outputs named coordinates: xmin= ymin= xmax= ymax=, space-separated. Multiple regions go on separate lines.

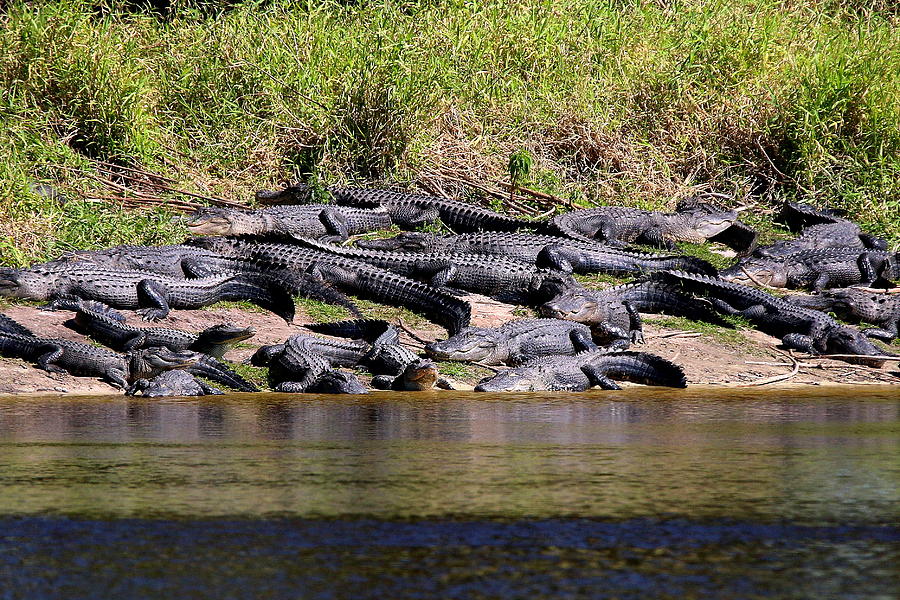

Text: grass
xmin=1 ymin=0 xmax=899 ymax=268
xmin=434 ymin=360 xmax=492 ymax=383
xmin=643 ymin=314 xmax=752 ymax=347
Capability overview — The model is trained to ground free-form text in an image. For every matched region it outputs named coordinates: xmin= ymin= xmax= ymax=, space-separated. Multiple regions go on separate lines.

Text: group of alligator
xmin=1 ymin=183 xmax=897 ymax=395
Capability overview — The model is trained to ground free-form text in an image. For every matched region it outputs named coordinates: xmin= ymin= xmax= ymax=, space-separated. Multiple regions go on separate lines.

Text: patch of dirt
xmin=0 ymin=295 xmax=897 ymax=396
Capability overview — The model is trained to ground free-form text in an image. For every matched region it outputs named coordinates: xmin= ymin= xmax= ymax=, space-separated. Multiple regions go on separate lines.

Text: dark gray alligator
xmin=187 ymin=236 xmax=472 ymax=334
xmin=0 ymin=318 xmax=199 ymax=389
xmin=789 ymin=288 xmax=900 ymax=343
xmin=289 ymin=237 xmax=576 ymax=305
xmin=473 ymin=350 xmax=687 ymax=391
xmin=651 ymin=271 xmax=895 ymax=365
xmin=127 ymin=370 xmax=224 ymax=397
xmin=0 ymin=265 xmax=297 ymax=322
xmin=721 ymin=247 xmax=899 ymax=291
xmin=539 ymin=280 xmax=725 ymax=348
xmin=305 ymin=319 xmax=453 ymax=390
xmin=424 ymin=318 xmax=598 ymax=366
xmin=255 ymin=334 xmax=367 ymax=394
xmin=48 ymin=299 xmax=259 ymax=391
xmin=256 ymin=183 xmax=543 ymax=233
xmin=754 ymin=222 xmax=888 ymax=258
xmin=185 ymin=204 xmax=391 ymax=241
xmin=776 ymin=201 xmax=849 ymax=231
xmin=549 ymin=205 xmax=738 ymax=250
xmin=356 ymin=231 xmax=718 ymax=276
xmin=42 ymin=244 xmax=226 ymax=278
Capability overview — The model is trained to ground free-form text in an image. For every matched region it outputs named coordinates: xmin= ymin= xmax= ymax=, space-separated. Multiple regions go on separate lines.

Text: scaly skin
xmin=721 ymin=248 xmax=899 ymax=291
xmin=549 ymin=206 xmax=737 ymax=249
xmin=0 ymin=265 xmax=297 ymax=322
xmin=185 ymin=204 xmax=391 ymax=240
xmin=41 ymin=244 xmax=226 ymax=278
xmin=262 ymin=335 xmax=367 ymax=394
xmin=356 ymin=231 xmax=718 ymax=276
xmin=0 ymin=320 xmax=199 ymax=389
xmin=540 ymin=281 xmax=724 ymax=348
xmin=754 ymin=222 xmax=886 ymax=258
xmin=290 ymin=237 xmax=575 ymax=305
xmin=789 ymin=288 xmax=900 ymax=342
xmin=474 ymin=350 xmax=687 ymax=392
xmin=651 ymin=271 xmax=895 ymax=364
xmin=425 ymin=318 xmax=598 ymax=366
xmin=127 ymin=370 xmax=224 ymax=397
xmin=255 ymin=183 xmax=543 ymax=233
xmin=187 ymin=236 xmax=472 ymax=334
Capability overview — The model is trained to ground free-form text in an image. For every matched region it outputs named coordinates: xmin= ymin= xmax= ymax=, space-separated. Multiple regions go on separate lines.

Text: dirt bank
xmin=0 ymin=296 xmax=897 ymax=396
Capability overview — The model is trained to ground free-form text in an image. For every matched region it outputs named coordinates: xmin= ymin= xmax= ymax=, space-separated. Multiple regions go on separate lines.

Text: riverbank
xmin=1 ymin=297 xmax=897 ymax=396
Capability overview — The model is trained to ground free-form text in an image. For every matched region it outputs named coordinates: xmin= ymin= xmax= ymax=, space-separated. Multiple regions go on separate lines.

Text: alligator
xmin=47 ymin=299 xmax=259 ymax=391
xmin=776 ymin=201 xmax=848 ymax=231
xmin=424 ymin=318 xmax=598 ymax=366
xmin=187 ymin=236 xmax=472 ymax=334
xmin=0 ymin=265 xmax=298 ymax=322
xmin=255 ymin=183 xmax=543 ymax=233
xmin=720 ymin=247 xmax=899 ymax=291
xmin=651 ymin=271 xmax=895 ymax=365
xmin=0 ymin=313 xmax=34 ymax=336
xmin=789 ymin=288 xmax=900 ymax=342
xmin=287 ymin=236 xmax=576 ymax=305
xmin=673 ymin=197 xmax=759 ymax=254
xmin=0 ymin=320 xmax=199 ymax=388
xmin=184 ymin=204 xmax=391 ymax=241
xmin=127 ymin=370 xmax=224 ymax=397
xmin=549 ymin=205 xmax=740 ymax=250
xmin=473 ymin=350 xmax=687 ymax=392
xmin=255 ymin=334 xmax=367 ymax=394
xmin=42 ymin=244 xmax=227 ymax=278
xmin=356 ymin=231 xmax=718 ymax=276
xmin=754 ymin=222 xmax=888 ymax=258
xmin=539 ymin=280 xmax=725 ymax=348
xmin=305 ymin=319 xmax=454 ymax=390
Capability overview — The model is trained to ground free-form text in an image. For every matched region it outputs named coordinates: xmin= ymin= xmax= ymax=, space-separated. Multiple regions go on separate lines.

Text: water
xmin=0 ymin=387 xmax=897 ymax=598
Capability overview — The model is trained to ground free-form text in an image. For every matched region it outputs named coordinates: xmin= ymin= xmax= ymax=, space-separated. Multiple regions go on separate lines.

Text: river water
xmin=0 ymin=387 xmax=897 ymax=598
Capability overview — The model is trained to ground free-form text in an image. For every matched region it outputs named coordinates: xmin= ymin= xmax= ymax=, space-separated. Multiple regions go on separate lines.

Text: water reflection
xmin=0 ymin=388 xmax=896 ymax=522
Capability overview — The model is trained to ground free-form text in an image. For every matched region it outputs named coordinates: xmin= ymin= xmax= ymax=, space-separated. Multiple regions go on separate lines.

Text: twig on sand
xmin=648 ymin=330 xmax=702 ymax=339
xmin=396 ymin=319 xmax=429 ymax=345
xmin=737 ymin=351 xmax=799 ymax=387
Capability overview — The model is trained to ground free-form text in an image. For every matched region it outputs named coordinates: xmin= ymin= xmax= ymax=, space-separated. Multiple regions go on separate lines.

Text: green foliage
xmin=508 ymin=149 xmax=534 ymax=187
xmin=643 ymin=315 xmax=751 ymax=347
xmin=435 ymin=360 xmax=492 ymax=383
xmin=295 ymin=298 xmax=354 ymax=323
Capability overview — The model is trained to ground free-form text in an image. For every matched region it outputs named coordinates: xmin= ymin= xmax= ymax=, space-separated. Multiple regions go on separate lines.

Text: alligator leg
xmin=569 ymin=328 xmax=598 ymax=352
xmin=136 ymin=280 xmax=172 ymax=321
xmin=125 ymin=379 xmax=149 ymax=395
xmin=371 ymin=375 xmax=395 ymax=390
xmin=35 ymin=345 xmax=68 ymax=375
xmin=536 ymin=245 xmax=576 ymax=273
xmin=104 ymin=368 xmax=130 ymax=389
xmin=588 ymin=322 xmax=631 ymax=350
xmin=861 ymin=326 xmax=897 ymax=343
xmin=196 ymin=380 xmax=225 ymax=395
xmin=121 ymin=332 xmax=149 ymax=351
xmin=581 ymin=364 xmax=621 ymax=390
xmin=623 ymin=301 xmax=645 ymax=344
xmin=319 ymin=208 xmax=351 ymax=242
xmin=857 ymin=254 xmax=878 ymax=284
xmin=427 ymin=265 xmax=459 ymax=288
xmin=781 ymin=333 xmax=819 ymax=354
xmin=812 ymin=272 xmax=832 ymax=293
xmin=274 ymin=381 xmax=309 ymax=393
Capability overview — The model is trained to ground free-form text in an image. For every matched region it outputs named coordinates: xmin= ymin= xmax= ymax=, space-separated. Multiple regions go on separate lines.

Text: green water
xmin=0 ymin=387 xmax=896 ymax=598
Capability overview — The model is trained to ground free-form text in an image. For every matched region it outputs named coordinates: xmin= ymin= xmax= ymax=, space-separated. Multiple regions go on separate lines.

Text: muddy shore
xmin=1 ymin=294 xmax=897 ymax=396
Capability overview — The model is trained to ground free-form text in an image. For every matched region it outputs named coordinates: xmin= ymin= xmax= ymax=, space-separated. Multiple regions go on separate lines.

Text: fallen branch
xmin=737 ymin=352 xmax=799 ymax=387
xmin=648 ymin=330 xmax=702 ymax=339
xmin=396 ymin=319 xmax=429 ymax=345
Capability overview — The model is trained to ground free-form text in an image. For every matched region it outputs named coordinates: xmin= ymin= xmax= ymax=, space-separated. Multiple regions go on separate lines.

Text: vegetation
xmin=1 ymin=0 xmax=899 ymax=268
xmin=643 ymin=314 xmax=752 ymax=347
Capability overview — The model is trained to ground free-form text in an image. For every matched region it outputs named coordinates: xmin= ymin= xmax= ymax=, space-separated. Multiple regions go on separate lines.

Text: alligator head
xmin=397 ymin=359 xmax=439 ymax=391
xmin=355 ymin=232 xmax=439 ymax=252
xmin=255 ymin=184 xmax=313 ymax=204
xmin=309 ymin=370 xmax=368 ymax=394
xmin=425 ymin=327 xmax=504 ymax=363
xmin=185 ymin=208 xmax=272 ymax=236
xmin=0 ymin=268 xmax=56 ymax=300
xmin=474 ymin=367 xmax=539 ymax=392
xmin=719 ymin=262 xmax=789 ymax=288
xmin=690 ymin=210 xmax=738 ymax=239
xmin=539 ymin=287 xmax=599 ymax=322
xmin=825 ymin=326 xmax=895 ymax=367
xmin=194 ymin=324 xmax=256 ymax=357
xmin=129 ymin=348 xmax=201 ymax=381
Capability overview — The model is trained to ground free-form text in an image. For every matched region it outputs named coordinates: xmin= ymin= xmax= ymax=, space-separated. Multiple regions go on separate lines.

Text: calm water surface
xmin=0 ymin=387 xmax=897 ymax=598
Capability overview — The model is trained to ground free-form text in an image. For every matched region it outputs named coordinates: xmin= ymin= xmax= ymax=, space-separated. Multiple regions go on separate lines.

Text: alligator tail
xmin=189 ymin=356 xmax=259 ymax=392
xmin=592 ymin=351 xmax=687 ymax=388
xmin=305 ymin=319 xmax=397 ymax=345
xmin=42 ymin=295 xmax=127 ymax=322
xmin=0 ymin=313 xmax=33 ymax=337
xmin=622 ymin=281 xmax=730 ymax=326
xmin=219 ymin=275 xmax=297 ymax=322
xmin=655 ymin=256 xmax=718 ymax=276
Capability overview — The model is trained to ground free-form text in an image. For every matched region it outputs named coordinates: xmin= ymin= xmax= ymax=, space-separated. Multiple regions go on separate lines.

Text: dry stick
xmin=739 ymin=265 xmax=783 ymax=291
xmin=648 ymin=331 xmax=702 ymax=339
xmin=396 ymin=319 xmax=430 ymax=345
xmin=756 ymin=137 xmax=800 ymax=187
xmin=92 ymin=160 xmax=179 ymax=184
xmin=737 ymin=352 xmax=800 ymax=387
xmin=497 ymin=181 xmax=574 ymax=209
xmin=802 ymin=353 xmax=900 ymax=362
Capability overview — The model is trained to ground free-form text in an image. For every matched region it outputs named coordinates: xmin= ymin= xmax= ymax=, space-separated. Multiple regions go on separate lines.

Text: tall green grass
xmin=1 ymin=0 xmax=899 ymax=266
